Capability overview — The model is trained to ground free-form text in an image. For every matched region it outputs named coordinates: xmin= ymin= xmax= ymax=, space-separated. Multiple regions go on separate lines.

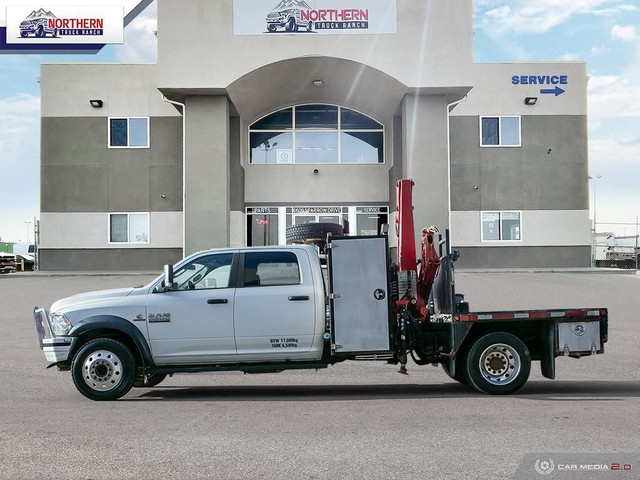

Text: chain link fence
xmin=593 ymin=219 xmax=639 ymax=270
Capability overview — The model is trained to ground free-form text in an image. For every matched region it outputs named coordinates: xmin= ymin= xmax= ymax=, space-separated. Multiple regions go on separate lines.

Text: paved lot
xmin=1 ymin=271 xmax=639 ymax=479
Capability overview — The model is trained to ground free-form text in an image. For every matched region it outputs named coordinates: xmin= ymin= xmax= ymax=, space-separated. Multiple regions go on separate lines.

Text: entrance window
xmin=246 ymin=208 xmax=279 ymax=247
xmin=249 ymin=105 xmax=384 ymax=164
xmin=246 ymin=206 xmax=389 ymax=246
xmin=286 ymin=207 xmax=349 ymax=234
xmin=356 ymin=207 xmax=389 ymax=236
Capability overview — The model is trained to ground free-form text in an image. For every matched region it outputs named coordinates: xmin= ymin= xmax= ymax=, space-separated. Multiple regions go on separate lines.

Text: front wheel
xmin=464 ymin=332 xmax=530 ymax=395
xmin=71 ymin=338 xmax=136 ymax=400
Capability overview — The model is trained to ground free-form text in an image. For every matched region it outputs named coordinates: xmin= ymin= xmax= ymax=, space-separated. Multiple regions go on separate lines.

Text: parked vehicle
xmin=13 ymin=243 xmax=35 ymax=271
xmin=0 ymin=252 xmax=17 ymax=274
xmin=34 ymin=180 xmax=608 ymax=400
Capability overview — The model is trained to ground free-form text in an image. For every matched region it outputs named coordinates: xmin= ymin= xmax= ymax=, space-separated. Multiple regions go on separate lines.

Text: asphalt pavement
xmin=1 ymin=271 xmax=638 ymax=480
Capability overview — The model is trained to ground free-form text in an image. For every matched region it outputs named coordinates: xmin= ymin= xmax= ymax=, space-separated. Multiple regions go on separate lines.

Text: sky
xmin=0 ymin=0 xmax=639 ymax=242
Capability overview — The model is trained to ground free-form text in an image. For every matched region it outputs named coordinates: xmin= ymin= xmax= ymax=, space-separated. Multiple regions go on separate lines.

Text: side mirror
xmin=162 ymin=264 xmax=176 ymax=291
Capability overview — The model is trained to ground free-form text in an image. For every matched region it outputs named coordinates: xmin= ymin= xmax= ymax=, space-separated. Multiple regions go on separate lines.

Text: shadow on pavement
xmin=127 ymin=380 xmax=640 ymax=402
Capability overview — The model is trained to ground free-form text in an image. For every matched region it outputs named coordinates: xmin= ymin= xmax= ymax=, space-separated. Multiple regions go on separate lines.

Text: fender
xmin=68 ymin=315 xmax=155 ymax=366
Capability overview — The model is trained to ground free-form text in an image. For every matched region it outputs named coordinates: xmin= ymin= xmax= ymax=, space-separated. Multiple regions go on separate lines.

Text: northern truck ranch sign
xmin=233 ymin=0 xmax=397 ymax=35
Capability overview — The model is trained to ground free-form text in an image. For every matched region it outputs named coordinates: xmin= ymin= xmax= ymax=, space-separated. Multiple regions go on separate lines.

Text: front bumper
xmin=33 ymin=308 xmax=73 ymax=363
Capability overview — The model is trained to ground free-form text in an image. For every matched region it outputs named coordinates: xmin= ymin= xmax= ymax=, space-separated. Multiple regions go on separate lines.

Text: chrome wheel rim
xmin=478 ymin=343 xmax=521 ymax=385
xmin=82 ymin=350 xmax=123 ymax=391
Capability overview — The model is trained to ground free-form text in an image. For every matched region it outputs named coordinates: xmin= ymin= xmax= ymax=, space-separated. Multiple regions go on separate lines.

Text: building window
xmin=109 ymin=213 xmax=149 ymax=243
xmin=481 ymin=211 xmax=521 ymax=241
xmin=109 ymin=117 xmax=149 ymax=148
xmin=480 ymin=116 xmax=520 ymax=147
xmin=249 ymin=105 xmax=384 ymax=164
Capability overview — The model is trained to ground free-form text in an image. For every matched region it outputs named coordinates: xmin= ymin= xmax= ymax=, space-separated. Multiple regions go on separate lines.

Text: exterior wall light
xmin=313 ymin=80 xmax=323 ymax=87
xmin=524 ymin=97 xmax=537 ymax=105
xmin=89 ymin=99 xmax=103 ymax=108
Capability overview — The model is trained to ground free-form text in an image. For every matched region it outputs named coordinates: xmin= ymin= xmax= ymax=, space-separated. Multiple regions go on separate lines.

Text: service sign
xmin=234 ymin=0 xmax=397 ymax=35
xmin=5 ymin=4 xmax=123 ymax=44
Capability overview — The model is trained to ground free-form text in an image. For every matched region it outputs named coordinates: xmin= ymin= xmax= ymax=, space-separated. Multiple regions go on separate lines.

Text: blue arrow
xmin=540 ymin=86 xmax=565 ymax=96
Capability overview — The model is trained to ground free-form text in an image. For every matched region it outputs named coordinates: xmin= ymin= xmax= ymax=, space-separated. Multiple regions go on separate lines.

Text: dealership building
xmin=39 ymin=0 xmax=591 ymax=270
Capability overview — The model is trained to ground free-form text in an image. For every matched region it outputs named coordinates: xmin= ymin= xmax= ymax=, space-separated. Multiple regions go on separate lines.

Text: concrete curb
xmin=2 ymin=268 xmax=637 ymax=277
xmin=457 ymin=268 xmax=637 ymax=275
xmin=1 ymin=271 xmax=159 ymax=278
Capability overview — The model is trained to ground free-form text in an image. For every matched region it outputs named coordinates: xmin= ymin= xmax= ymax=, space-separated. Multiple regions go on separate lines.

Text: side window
xmin=481 ymin=211 xmax=522 ymax=241
xmin=243 ymin=251 xmax=300 ymax=287
xmin=109 ymin=213 xmax=149 ymax=243
xmin=480 ymin=116 xmax=520 ymax=147
xmin=173 ymin=253 xmax=234 ymax=291
xmin=109 ymin=117 xmax=149 ymax=148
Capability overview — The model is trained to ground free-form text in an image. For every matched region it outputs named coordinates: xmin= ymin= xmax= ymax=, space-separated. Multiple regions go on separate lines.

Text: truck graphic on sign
xmin=266 ymin=0 xmax=314 ymax=32
xmin=19 ymin=9 xmax=59 ymax=38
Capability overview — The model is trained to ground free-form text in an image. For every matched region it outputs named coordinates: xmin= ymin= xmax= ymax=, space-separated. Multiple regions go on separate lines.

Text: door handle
xmin=288 ymin=295 xmax=310 ymax=301
xmin=207 ymin=298 xmax=229 ymax=304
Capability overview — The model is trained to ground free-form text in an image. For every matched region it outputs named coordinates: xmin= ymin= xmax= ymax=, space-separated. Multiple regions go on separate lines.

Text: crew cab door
xmin=146 ymin=251 xmax=238 ymax=364
xmin=233 ymin=250 xmax=316 ymax=359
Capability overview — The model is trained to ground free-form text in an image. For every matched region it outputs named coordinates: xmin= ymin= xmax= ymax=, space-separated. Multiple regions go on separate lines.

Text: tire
xmin=464 ymin=332 xmax=531 ymax=395
xmin=133 ymin=373 xmax=167 ymax=388
xmin=36 ymin=25 xmax=44 ymax=37
xmin=71 ymin=338 xmax=136 ymax=401
xmin=267 ymin=24 xmax=276 ymax=32
xmin=20 ymin=31 xmax=28 ymax=38
xmin=286 ymin=223 xmax=344 ymax=245
xmin=307 ymin=21 xmax=313 ymax=31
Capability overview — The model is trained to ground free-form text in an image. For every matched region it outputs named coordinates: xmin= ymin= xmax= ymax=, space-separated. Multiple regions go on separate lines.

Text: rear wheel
xmin=464 ymin=332 xmax=530 ymax=395
xmin=71 ymin=338 xmax=136 ymax=401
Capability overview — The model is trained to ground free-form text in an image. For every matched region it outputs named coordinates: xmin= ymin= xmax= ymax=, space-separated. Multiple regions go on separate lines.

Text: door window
xmin=243 ymin=252 xmax=300 ymax=287
xmin=173 ymin=253 xmax=234 ymax=290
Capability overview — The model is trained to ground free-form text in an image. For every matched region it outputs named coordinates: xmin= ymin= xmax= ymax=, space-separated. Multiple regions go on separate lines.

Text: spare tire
xmin=286 ymin=223 xmax=344 ymax=245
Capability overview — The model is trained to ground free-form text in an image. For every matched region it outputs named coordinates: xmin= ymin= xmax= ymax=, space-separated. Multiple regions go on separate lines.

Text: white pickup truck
xmin=34 ymin=232 xmax=608 ymax=401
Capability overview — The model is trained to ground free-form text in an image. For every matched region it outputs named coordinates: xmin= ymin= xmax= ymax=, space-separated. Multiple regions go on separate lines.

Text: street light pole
xmin=589 ymin=175 xmax=602 ymax=234
xmin=25 ymin=221 xmax=31 ymax=243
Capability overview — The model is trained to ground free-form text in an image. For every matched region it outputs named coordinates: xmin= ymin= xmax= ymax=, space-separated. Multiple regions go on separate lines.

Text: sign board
xmin=1 ymin=0 xmax=152 ymax=53
xmin=511 ymin=74 xmax=569 ymax=97
xmin=5 ymin=5 xmax=123 ymax=44
xmin=233 ymin=0 xmax=397 ymax=36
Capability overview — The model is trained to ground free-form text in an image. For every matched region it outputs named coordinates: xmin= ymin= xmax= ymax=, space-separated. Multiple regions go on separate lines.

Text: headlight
xmin=50 ymin=313 xmax=72 ymax=336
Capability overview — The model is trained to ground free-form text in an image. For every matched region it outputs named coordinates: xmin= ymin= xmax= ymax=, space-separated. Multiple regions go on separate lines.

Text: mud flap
xmin=540 ymin=320 xmax=556 ymax=380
